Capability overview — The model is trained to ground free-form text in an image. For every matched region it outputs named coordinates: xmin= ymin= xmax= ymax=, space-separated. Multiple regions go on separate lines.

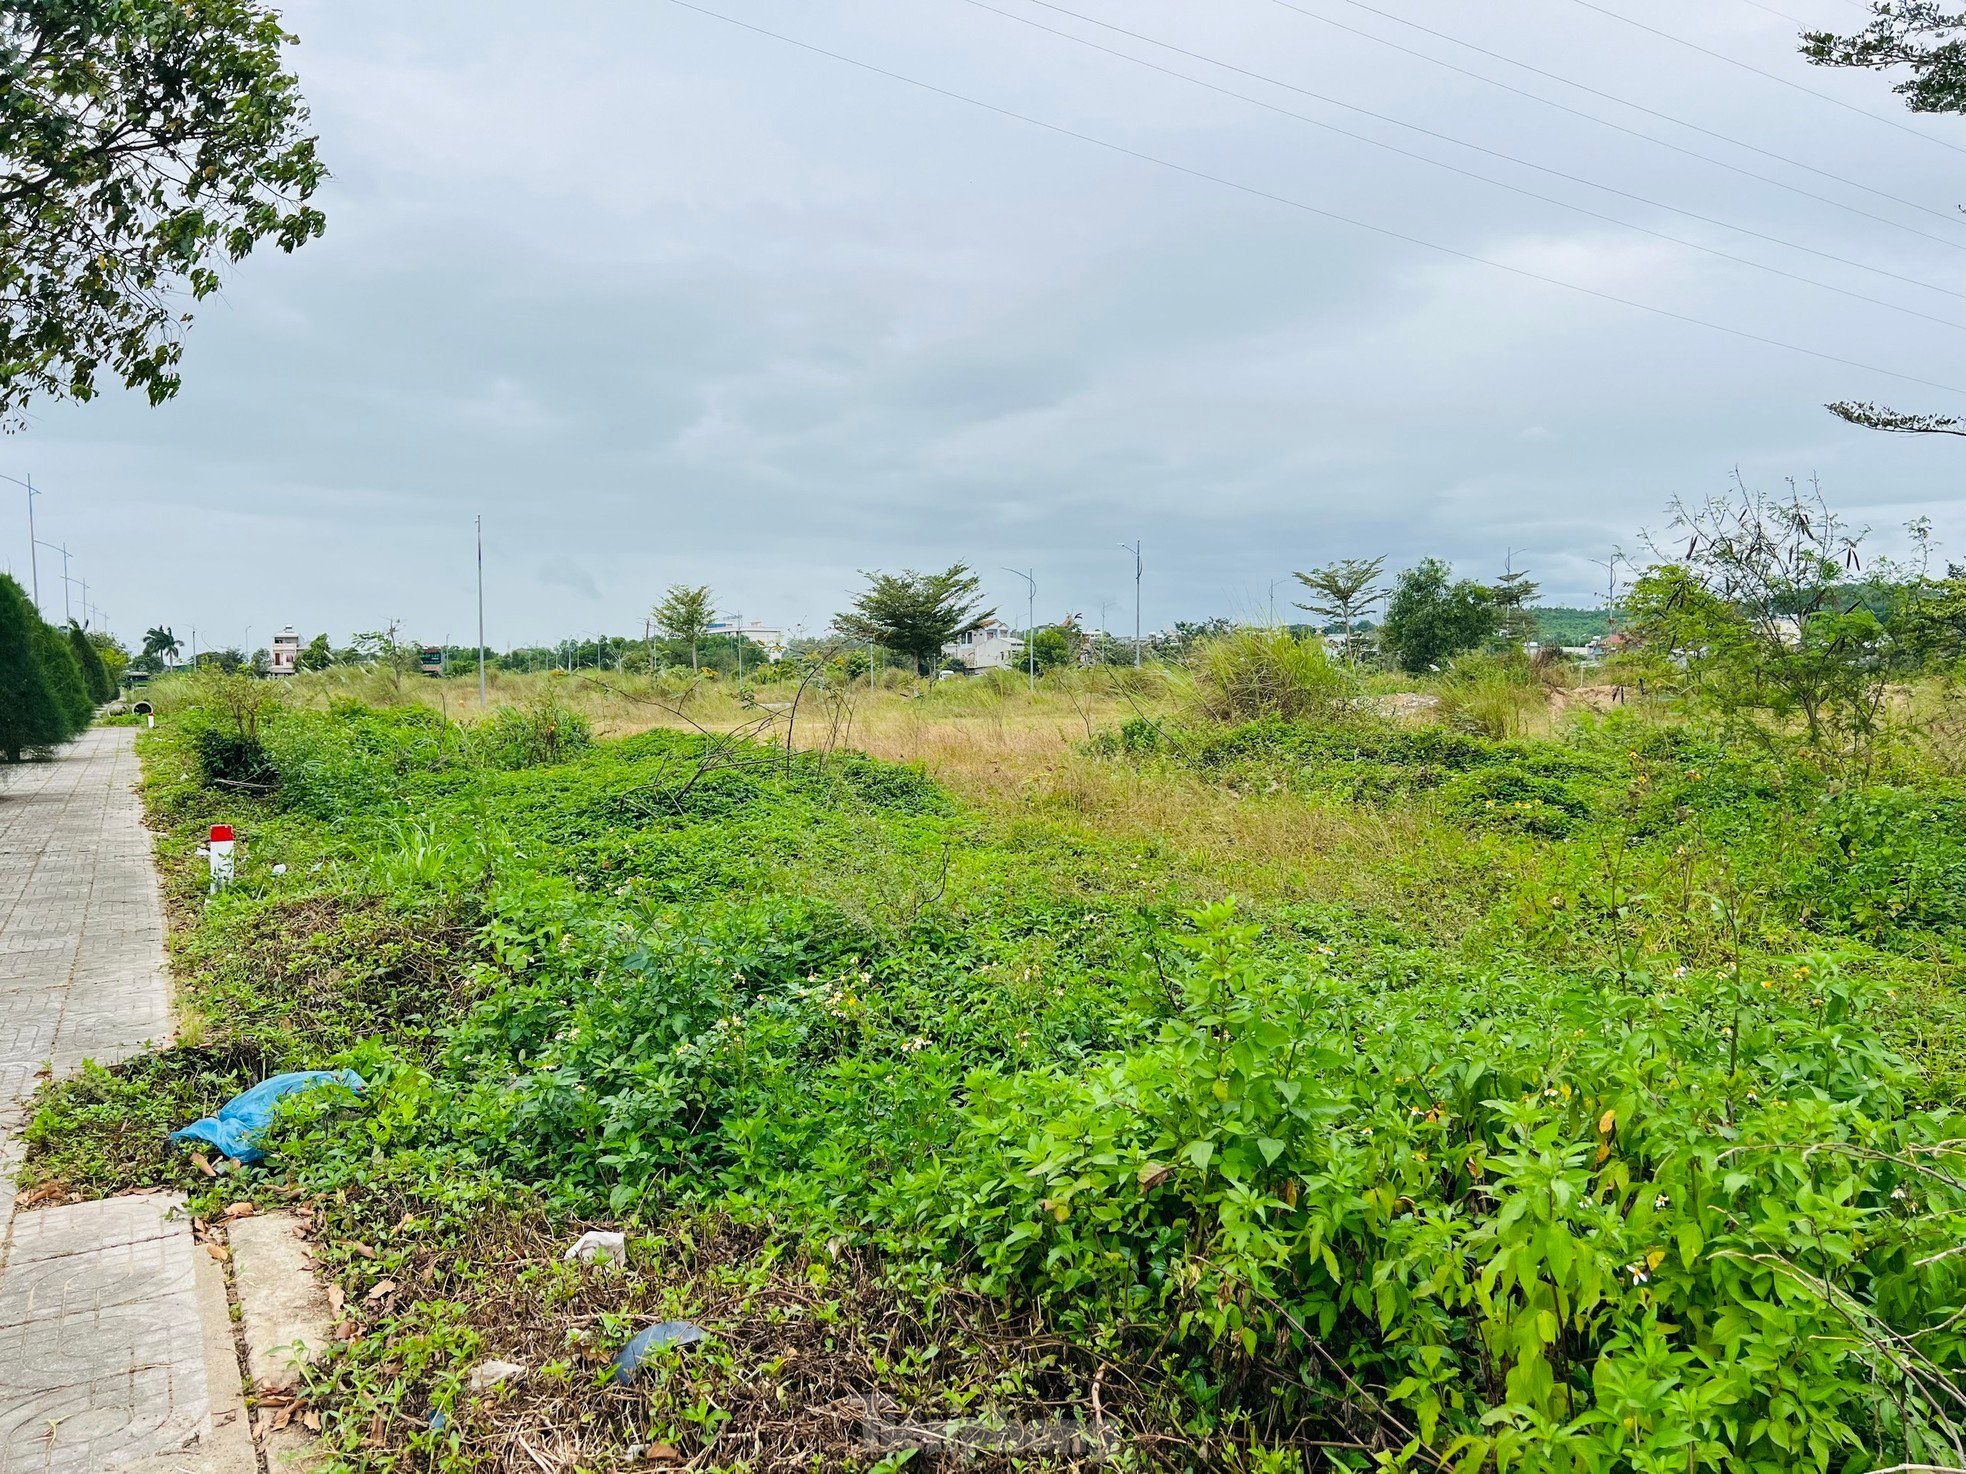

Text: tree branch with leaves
xmin=0 ymin=0 xmax=327 ymax=422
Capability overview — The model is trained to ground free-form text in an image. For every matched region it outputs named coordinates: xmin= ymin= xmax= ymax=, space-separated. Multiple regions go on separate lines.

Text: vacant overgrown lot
xmin=26 ymin=668 xmax=1966 ymax=1472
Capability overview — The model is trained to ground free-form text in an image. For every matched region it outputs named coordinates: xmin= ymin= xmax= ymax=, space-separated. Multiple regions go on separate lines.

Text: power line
xmin=1733 ymin=0 xmax=1814 ymax=26
xmin=958 ymin=0 xmax=1966 ymax=329
xmin=1270 ymin=0 xmax=1966 ymax=240
xmin=1563 ymin=0 xmax=1966 ymax=156
xmin=657 ymin=0 xmax=1966 ymax=397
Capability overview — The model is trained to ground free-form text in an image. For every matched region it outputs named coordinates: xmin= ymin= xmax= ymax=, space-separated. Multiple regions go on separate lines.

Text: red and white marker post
xmin=208 ymin=824 xmax=235 ymax=893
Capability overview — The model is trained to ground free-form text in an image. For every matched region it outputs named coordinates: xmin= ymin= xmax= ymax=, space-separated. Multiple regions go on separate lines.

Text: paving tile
xmin=0 ymin=733 xmax=219 ymax=1469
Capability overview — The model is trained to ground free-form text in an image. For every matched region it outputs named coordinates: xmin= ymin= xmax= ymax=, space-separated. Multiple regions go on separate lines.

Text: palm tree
xmin=142 ymin=625 xmax=182 ymax=667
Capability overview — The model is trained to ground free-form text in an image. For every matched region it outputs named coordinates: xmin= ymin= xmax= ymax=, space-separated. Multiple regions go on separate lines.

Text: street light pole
xmin=476 ymin=514 xmax=487 ymax=708
xmin=1119 ymin=540 xmax=1142 ymax=668
xmin=1002 ymin=567 xmax=1036 ymax=692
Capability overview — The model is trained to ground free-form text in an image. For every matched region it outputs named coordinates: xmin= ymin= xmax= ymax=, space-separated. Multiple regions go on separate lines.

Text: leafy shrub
xmin=1790 ymin=787 xmax=1966 ymax=940
xmin=191 ymin=727 xmax=276 ymax=788
xmin=1086 ymin=714 xmax=1165 ymax=756
xmin=911 ymin=906 xmax=1966 ymax=1472
xmin=1127 ymin=715 xmax=1615 ymax=827
xmin=259 ymin=705 xmax=452 ymax=818
xmin=1437 ymin=766 xmax=1594 ymax=836
xmin=468 ymin=700 xmax=593 ymax=770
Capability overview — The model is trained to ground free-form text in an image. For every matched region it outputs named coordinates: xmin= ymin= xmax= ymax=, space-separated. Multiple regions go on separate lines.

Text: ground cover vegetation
xmin=21 ymin=486 xmax=1966 ymax=1472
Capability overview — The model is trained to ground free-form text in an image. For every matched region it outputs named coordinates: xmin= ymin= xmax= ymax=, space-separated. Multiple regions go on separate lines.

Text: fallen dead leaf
xmin=190 ymin=1152 xmax=218 ymax=1179
xmin=327 ymin=1285 xmax=345 ymax=1315
xmin=646 ymin=1444 xmax=683 ymax=1464
xmin=365 ymin=1278 xmax=398 ymax=1302
xmin=302 ymin=1410 xmax=322 ymax=1433
xmin=347 ymin=1241 xmax=379 ymax=1260
xmin=205 ymin=1243 xmax=231 ymax=1263
xmin=222 ymin=1201 xmax=256 ymax=1220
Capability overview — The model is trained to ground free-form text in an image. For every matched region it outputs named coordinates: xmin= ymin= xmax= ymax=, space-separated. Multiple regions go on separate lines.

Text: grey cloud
xmin=10 ymin=0 xmax=1963 ymax=649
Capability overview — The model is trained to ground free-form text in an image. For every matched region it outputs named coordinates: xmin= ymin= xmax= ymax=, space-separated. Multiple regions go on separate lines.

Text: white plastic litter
xmin=563 ymin=1230 xmax=626 ymax=1265
xmin=469 ymin=1359 xmax=527 ymax=1392
xmin=271 ymin=863 xmax=288 ymax=876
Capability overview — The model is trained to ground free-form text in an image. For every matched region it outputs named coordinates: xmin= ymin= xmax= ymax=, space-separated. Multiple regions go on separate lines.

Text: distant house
xmin=269 ymin=628 xmax=300 ymax=677
xmin=1582 ymin=632 xmax=1627 ymax=664
xmin=707 ymin=620 xmax=788 ymax=661
xmin=945 ymin=618 xmax=1023 ymax=673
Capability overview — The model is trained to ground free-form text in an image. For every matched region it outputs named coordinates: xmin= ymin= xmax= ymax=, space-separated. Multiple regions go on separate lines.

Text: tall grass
xmin=1179 ymin=627 xmax=1351 ymax=724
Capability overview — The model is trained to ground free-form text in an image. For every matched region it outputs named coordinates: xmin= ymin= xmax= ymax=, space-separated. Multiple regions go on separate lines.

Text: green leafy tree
xmin=297 ymin=632 xmax=334 ymax=671
xmin=67 ymin=622 xmax=113 ymax=702
xmin=1626 ymin=478 xmax=1918 ymax=761
xmin=1380 ymin=558 xmax=1500 ymax=673
xmin=651 ymin=584 xmax=715 ymax=670
xmin=35 ymin=619 xmax=92 ymax=729
xmin=836 ymin=565 xmax=993 ymax=678
xmin=87 ymin=629 xmax=128 ymax=688
xmin=1 ymin=0 xmax=327 ymax=421
xmin=1901 ymin=562 xmax=1966 ymax=665
xmin=1291 ymin=555 xmax=1388 ymax=663
xmin=1028 ymin=625 xmax=1075 ymax=673
xmin=1803 ymin=8 xmax=1966 ymax=437
xmin=0 ymin=573 xmax=82 ymax=759
xmin=198 ymin=646 xmax=246 ymax=674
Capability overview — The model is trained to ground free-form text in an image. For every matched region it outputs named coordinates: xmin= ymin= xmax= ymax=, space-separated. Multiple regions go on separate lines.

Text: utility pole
xmin=476 ymin=514 xmax=487 ymax=708
xmin=40 ymin=542 xmax=71 ymax=622
xmin=1002 ymin=568 xmax=1036 ymax=692
xmin=1119 ymin=540 xmax=1143 ymax=667
xmin=24 ymin=475 xmax=38 ymax=613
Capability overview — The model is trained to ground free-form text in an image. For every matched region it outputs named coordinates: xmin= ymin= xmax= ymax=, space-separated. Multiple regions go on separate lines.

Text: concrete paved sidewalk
xmin=0 ymin=730 xmax=251 ymax=1473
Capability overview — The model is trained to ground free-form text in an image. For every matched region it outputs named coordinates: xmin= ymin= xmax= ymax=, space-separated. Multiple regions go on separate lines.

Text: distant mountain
xmin=1532 ymin=606 xmax=1612 ymax=646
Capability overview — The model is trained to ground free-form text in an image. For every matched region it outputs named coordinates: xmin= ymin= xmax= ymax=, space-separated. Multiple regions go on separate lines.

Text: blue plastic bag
xmin=606 ymin=1321 xmax=708 ymax=1384
xmin=170 ymin=1069 xmax=366 ymax=1163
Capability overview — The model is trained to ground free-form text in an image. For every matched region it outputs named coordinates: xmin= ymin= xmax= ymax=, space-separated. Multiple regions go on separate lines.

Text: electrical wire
xmin=1734 ymin=0 xmax=1814 ymax=26
xmin=657 ymin=0 xmax=1966 ymax=397
xmin=960 ymin=0 xmax=1966 ymax=326
xmin=1269 ymin=0 xmax=1966 ymax=238
xmin=1564 ymin=0 xmax=1966 ymax=156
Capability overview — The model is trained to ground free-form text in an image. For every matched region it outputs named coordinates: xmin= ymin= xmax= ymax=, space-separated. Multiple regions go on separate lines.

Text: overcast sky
xmin=7 ymin=0 xmax=1965 ymax=650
